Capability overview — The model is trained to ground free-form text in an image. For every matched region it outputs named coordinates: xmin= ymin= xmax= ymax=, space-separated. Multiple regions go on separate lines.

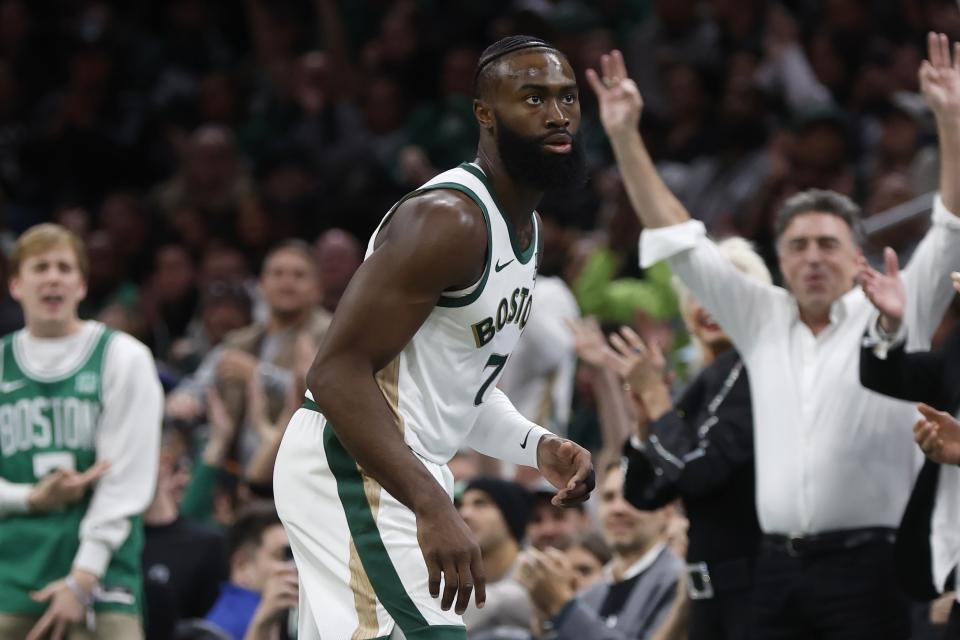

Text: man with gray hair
xmin=586 ymin=34 xmax=960 ymax=638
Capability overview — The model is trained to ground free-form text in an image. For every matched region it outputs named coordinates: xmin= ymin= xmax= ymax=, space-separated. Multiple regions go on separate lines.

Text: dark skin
xmin=306 ymin=48 xmax=593 ymax=617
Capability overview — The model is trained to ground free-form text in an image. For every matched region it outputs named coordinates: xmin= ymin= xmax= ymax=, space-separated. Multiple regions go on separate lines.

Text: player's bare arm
xmin=306 ymin=188 xmax=488 ymax=615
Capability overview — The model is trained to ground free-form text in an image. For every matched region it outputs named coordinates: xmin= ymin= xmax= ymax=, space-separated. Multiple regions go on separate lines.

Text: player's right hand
xmin=416 ymin=503 xmax=486 ymax=615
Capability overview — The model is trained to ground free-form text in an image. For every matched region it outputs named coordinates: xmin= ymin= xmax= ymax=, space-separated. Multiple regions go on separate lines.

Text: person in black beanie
xmin=458 ymin=477 xmax=535 ymax=634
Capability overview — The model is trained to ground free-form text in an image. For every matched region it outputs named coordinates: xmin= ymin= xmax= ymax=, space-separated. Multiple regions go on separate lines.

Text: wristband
xmin=64 ymin=575 xmax=96 ymax=631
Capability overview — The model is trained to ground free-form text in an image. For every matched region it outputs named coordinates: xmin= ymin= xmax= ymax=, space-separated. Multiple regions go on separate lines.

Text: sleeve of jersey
xmin=73 ymin=334 xmax=163 ymax=578
xmin=464 ymin=388 xmax=551 ymax=469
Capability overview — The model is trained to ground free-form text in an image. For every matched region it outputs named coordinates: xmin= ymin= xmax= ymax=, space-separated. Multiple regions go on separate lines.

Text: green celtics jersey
xmin=0 ymin=323 xmax=143 ymax=615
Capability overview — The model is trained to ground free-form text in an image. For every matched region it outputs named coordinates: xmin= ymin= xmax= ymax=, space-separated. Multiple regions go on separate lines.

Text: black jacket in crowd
xmin=860 ymin=324 xmax=960 ymax=600
xmin=623 ymin=349 xmax=761 ymax=566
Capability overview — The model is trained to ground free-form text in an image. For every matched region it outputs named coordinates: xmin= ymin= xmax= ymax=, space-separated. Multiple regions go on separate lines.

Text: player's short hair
xmin=10 ymin=223 xmax=89 ymax=280
xmin=226 ymin=503 xmax=282 ymax=561
xmin=774 ymin=189 xmax=865 ymax=247
xmin=474 ymin=35 xmax=562 ymax=98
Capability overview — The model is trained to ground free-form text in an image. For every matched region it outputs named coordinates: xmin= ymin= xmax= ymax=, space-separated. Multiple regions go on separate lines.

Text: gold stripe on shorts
xmin=348 ymin=474 xmax=384 ymax=639
xmin=375 ymin=356 xmax=405 ymax=435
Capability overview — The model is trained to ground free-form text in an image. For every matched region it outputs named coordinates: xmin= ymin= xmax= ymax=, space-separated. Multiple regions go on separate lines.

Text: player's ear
xmin=474 ymin=99 xmax=494 ymax=131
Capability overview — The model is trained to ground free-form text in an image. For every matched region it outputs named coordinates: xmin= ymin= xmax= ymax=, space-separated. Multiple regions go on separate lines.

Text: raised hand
xmin=952 ymin=271 xmax=959 ymax=294
xmin=606 ymin=326 xmax=667 ymax=393
xmin=585 ymin=50 xmax=643 ymax=137
xmin=914 ymin=403 xmax=960 ymax=465
xmin=920 ymin=32 xmax=960 ymax=122
xmin=566 ymin=317 xmax=614 ymax=368
xmin=858 ymin=247 xmax=905 ymax=334
xmin=537 ymin=436 xmax=595 ymax=507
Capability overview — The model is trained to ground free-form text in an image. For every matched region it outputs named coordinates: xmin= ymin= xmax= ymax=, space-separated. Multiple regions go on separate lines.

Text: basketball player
xmin=274 ymin=36 xmax=595 ymax=639
xmin=0 ymin=224 xmax=163 ymax=639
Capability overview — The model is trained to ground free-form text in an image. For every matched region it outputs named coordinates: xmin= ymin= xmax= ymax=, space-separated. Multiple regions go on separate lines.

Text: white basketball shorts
xmin=274 ymin=401 xmax=467 ymax=640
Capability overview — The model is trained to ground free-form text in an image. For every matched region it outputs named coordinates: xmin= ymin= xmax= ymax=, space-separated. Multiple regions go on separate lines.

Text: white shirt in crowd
xmin=499 ymin=276 xmax=580 ymax=437
xmin=639 ymin=196 xmax=960 ymax=536
xmin=0 ymin=321 xmax=162 ymax=576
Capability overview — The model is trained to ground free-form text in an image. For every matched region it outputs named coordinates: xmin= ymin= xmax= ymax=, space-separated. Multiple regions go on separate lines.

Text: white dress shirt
xmin=639 ymin=196 xmax=960 ymax=535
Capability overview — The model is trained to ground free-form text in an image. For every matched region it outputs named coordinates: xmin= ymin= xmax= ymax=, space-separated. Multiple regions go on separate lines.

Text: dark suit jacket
xmin=860 ymin=325 xmax=960 ymax=600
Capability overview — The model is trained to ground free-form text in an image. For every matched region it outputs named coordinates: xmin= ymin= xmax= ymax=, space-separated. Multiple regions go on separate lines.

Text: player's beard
xmin=494 ymin=114 xmax=586 ymax=191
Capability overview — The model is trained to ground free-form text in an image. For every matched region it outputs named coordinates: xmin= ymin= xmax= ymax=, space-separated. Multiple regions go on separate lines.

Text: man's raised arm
xmin=896 ymin=33 xmax=960 ymax=348
xmin=585 ymin=51 xmax=777 ymax=351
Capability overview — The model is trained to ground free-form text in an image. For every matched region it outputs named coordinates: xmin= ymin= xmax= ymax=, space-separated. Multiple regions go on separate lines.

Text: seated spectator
xmin=166 ymin=240 xmax=330 ymax=462
xmin=143 ymin=428 xmax=228 ymax=640
xmin=566 ymin=532 xmax=612 ymax=594
xmin=526 ymin=485 xmax=592 ymax=551
xmin=204 ymin=505 xmax=297 ymax=640
xmin=517 ymin=463 xmax=682 ymax=639
xmin=458 ymin=477 xmax=535 ymax=635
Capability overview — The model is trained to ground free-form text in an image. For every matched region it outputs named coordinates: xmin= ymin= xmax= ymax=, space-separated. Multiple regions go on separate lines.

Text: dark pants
xmin=752 ymin=538 xmax=910 ymax=639
xmin=690 ymin=590 xmax=752 ymax=640
xmin=945 ymin=601 xmax=960 ymax=639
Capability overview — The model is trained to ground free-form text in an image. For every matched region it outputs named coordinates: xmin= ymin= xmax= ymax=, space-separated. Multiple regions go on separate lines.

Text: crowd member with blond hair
xmin=0 ymin=224 xmax=163 ymax=639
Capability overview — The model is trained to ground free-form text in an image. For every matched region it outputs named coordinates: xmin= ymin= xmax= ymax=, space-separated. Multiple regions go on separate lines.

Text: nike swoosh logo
xmin=520 ymin=427 xmax=534 ymax=449
xmin=0 ymin=380 xmax=27 ymax=393
xmin=495 ymin=259 xmax=514 ymax=272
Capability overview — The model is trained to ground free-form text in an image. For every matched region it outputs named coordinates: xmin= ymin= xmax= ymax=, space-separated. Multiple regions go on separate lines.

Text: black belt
xmin=762 ymin=527 xmax=896 ymax=558
xmin=686 ymin=556 xmax=754 ymax=600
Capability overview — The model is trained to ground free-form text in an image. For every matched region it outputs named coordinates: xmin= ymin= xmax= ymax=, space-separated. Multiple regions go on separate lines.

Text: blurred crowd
xmin=2 ymin=0 xmax=960 ymax=638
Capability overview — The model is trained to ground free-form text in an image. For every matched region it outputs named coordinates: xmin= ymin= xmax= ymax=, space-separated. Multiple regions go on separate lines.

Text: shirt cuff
xmin=73 ymin=539 xmax=112 ymax=578
xmin=638 ymin=220 xmax=707 ymax=268
xmin=0 ymin=483 xmax=33 ymax=515
xmin=932 ymin=195 xmax=960 ymax=231
xmin=862 ymin=313 xmax=907 ymax=360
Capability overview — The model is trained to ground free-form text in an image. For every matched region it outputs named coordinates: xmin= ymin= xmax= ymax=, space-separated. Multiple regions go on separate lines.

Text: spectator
xmin=143 ymin=428 xmax=228 ymax=640
xmin=526 ymin=486 xmax=592 ymax=552
xmin=589 ymin=36 xmax=960 ymax=638
xmin=313 ymin=228 xmax=363 ymax=313
xmin=166 ymin=240 xmax=330 ymax=452
xmin=204 ymin=505 xmax=297 ymax=640
xmin=517 ymin=463 xmax=682 ymax=639
xmin=0 ymin=224 xmax=163 ymax=638
xmin=861 ymin=267 xmax=960 ymax=632
xmin=617 ymin=237 xmax=771 ymax=640
xmin=566 ymin=531 xmax=612 ymax=594
xmin=459 ymin=477 xmax=535 ymax=635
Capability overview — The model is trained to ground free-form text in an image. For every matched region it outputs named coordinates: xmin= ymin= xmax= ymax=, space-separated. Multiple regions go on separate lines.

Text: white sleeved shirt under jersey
xmin=639 ymin=196 xmax=960 ymax=535
xmin=308 ymin=162 xmax=548 ymax=465
xmin=0 ymin=321 xmax=162 ymax=576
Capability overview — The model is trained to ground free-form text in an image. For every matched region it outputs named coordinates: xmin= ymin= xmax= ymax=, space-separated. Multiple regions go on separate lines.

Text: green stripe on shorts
xmin=321 ymin=421 xmax=466 ymax=640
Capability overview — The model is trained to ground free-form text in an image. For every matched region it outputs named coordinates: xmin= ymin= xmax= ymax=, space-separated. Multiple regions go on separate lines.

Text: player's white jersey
xmin=316 ymin=162 xmax=538 ymax=464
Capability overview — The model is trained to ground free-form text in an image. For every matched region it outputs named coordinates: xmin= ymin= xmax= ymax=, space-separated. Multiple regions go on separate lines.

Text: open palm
xmin=858 ymin=247 xmax=905 ymax=325
xmin=585 ymin=50 xmax=644 ymax=137
xmin=921 ymin=32 xmax=960 ymax=119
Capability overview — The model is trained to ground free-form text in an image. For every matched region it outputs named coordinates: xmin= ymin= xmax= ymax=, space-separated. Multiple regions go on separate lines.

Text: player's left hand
xmin=26 ymin=571 xmax=96 ymax=640
xmin=537 ymin=436 xmax=594 ymax=507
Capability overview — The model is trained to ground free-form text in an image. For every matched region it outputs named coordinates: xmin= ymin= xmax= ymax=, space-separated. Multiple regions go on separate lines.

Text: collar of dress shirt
xmin=787 ymin=285 xmax=861 ymax=328
xmin=605 ymin=542 xmax=666 ymax=582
